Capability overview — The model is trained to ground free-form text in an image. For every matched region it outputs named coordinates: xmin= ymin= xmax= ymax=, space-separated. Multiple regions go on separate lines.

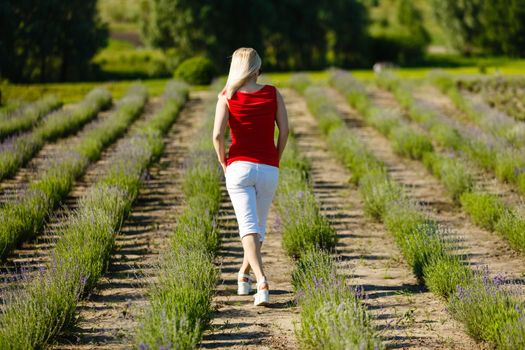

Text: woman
xmin=212 ymin=48 xmax=289 ymax=306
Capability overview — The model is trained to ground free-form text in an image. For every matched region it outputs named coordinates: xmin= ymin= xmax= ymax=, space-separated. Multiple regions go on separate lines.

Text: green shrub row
xmin=0 ymin=95 xmax=62 ymax=140
xmin=367 ymin=71 xmax=525 ymax=253
xmin=292 ymin=249 xmax=384 ymax=350
xmin=275 ymin=132 xmax=337 ymax=259
xmin=430 ymin=73 xmax=525 ymax=148
xmin=135 ymin=89 xmax=222 ymax=349
xmin=274 ymin=111 xmax=381 ymax=348
xmin=0 ymin=88 xmax=111 ymax=181
xmin=316 ymin=72 xmax=471 ymax=204
xmin=0 ymin=86 xmax=147 ymax=259
xmin=319 ymin=71 xmax=525 ymax=348
xmin=0 ymin=81 xmax=189 ymax=350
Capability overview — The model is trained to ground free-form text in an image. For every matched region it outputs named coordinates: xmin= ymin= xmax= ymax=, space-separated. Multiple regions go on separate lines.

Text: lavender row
xmin=0 ymin=85 xmax=147 ymax=259
xmin=0 ymin=80 xmax=189 ymax=349
xmin=326 ymin=70 xmax=525 ymax=348
xmin=0 ymin=88 xmax=111 ymax=181
xmin=0 ymin=95 xmax=62 ymax=140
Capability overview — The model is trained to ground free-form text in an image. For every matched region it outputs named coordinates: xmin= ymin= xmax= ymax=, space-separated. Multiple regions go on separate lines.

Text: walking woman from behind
xmin=212 ymin=48 xmax=289 ymax=306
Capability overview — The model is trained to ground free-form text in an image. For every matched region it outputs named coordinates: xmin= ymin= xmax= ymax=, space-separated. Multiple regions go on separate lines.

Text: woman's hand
xmin=220 ymin=161 xmax=227 ymax=174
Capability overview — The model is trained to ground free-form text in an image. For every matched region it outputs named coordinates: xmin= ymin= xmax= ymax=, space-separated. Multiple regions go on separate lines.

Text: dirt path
xmin=282 ymin=88 xmax=478 ymax=349
xmin=410 ymin=85 xmax=524 ymax=210
xmin=201 ymin=199 xmax=298 ymax=349
xmin=330 ymin=85 xmax=525 ymax=287
xmin=0 ymin=98 xmax=160 ymax=294
xmin=0 ymin=103 xmax=111 ymax=205
xmin=49 ymin=91 xmax=209 ymax=349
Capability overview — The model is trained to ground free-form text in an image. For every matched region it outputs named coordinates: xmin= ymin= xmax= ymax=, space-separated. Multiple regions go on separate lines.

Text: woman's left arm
xmin=213 ymin=95 xmax=229 ymax=173
xmin=275 ymin=88 xmax=289 ymax=160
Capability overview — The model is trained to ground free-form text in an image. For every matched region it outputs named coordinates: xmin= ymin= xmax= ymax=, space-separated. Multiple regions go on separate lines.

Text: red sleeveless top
xmin=225 ymin=84 xmax=279 ymax=167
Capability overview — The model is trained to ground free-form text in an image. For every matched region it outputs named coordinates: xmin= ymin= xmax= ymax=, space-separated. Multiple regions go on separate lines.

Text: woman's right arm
xmin=212 ymin=95 xmax=229 ymax=173
xmin=275 ymin=88 xmax=289 ymax=160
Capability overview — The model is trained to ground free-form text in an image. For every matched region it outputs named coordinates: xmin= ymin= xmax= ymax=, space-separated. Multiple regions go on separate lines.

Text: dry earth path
xmin=282 ymin=88 xmax=478 ymax=349
xmin=50 ymin=90 xmax=209 ymax=349
xmin=200 ymin=197 xmax=298 ymax=349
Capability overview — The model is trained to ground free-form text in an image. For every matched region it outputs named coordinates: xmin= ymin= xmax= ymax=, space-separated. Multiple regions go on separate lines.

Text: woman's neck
xmin=238 ymin=79 xmax=263 ymax=92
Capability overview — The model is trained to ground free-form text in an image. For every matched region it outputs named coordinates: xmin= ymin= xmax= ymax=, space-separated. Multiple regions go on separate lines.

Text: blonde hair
xmin=221 ymin=48 xmax=262 ymax=99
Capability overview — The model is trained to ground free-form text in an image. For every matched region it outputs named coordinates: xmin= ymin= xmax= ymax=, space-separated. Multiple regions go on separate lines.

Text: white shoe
xmin=253 ymin=276 xmax=269 ymax=306
xmin=237 ymin=273 xmax=254 ymax=295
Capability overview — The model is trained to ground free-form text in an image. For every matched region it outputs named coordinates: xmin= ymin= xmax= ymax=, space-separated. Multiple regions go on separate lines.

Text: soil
xmin=281 ymin=88 xmax=480 ymax=349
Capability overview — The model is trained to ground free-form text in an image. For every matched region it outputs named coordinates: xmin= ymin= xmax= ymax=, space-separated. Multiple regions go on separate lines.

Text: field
xmin=1 ymin=68 xmax=525 ymax=350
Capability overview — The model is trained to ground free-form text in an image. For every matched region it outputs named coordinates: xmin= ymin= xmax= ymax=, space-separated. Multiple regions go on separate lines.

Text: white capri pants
xmin=225 ymin=161 xmax=279 ymax=242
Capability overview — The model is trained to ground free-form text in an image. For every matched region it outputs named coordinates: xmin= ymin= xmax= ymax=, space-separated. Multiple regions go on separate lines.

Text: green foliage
xmin=448 ymin=271 xmax=525 ymax=348
xmin=292 ymin=249 xmax=384 ymax=350
xmin=431 ymin=0 xmax=525 ymax=56
xmin=93 ymin=39 xmax=169 ymax=79
xmin=495 ymin=208 xmax=525 ymax=253
xmin=0 ymin=86 xmax=146 ymax=259
xmin=0 ymin=0 xmax=108 ymax=82
xmin=460 ymin=192 xmax=507 ymax=231
xmin=390 ymin=125 xmax=434 ymax=160
xmin=174 ymin=56 xmax=216 ymax=85
xmin=359 ymin=169 xmax=402 ymax=220
xmin=422 ymin=152 xmax=473 ymax=202
xmin=369 ymin=0 xmax=430 ymax=64
xmin=140 ymin=0 xmax=369 ymax=70
xmin=424 ymin=255 xmax=473 ymax=299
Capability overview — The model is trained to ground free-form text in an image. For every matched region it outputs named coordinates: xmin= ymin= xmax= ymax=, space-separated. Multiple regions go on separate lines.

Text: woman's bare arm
xmin=275 ymin=88 xmax=289 ymax=160
xmin=212 ymin=95 xmax=229 ymax=173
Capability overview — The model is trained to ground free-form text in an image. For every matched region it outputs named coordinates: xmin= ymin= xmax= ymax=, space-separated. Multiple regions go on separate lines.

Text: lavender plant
xmin=292 ymin=249 xmax=384 ymax=350
xmin=0 ymin=95 xmax=62 ymax=140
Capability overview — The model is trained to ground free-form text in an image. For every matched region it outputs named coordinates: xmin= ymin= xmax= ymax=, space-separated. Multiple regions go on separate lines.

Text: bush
xmin=390 ymin=125 xmax=434 ymax=160
xmin=370 ymin=33 xmax=427 ymax=65
xmin=460 ymin=192 xmax=507 ymax=231
xmin=174 ymin=56 xmax=215 ymax=85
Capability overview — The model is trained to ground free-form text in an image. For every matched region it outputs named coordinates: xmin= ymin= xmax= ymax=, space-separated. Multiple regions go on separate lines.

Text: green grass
xmin=93 ymin=39 xmax=169 ymax=79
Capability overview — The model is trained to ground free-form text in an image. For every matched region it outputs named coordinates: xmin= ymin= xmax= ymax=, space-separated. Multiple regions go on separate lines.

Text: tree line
xmin=1 ymin=0 xmax=524 ymax=83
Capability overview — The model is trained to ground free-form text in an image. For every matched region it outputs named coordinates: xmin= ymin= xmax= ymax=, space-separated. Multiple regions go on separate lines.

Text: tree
xmin=0 ymin=0 xmax=108 ymax=82
xmin=139 ymin=0 xmax=369 ymax=71
xmin=479 ymin=0 xmax=525 ymax=56
xmin=430 ymin=0 xmax=484 ymax=55
xmin=431 ymin=0 xmax=525 ymax=56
